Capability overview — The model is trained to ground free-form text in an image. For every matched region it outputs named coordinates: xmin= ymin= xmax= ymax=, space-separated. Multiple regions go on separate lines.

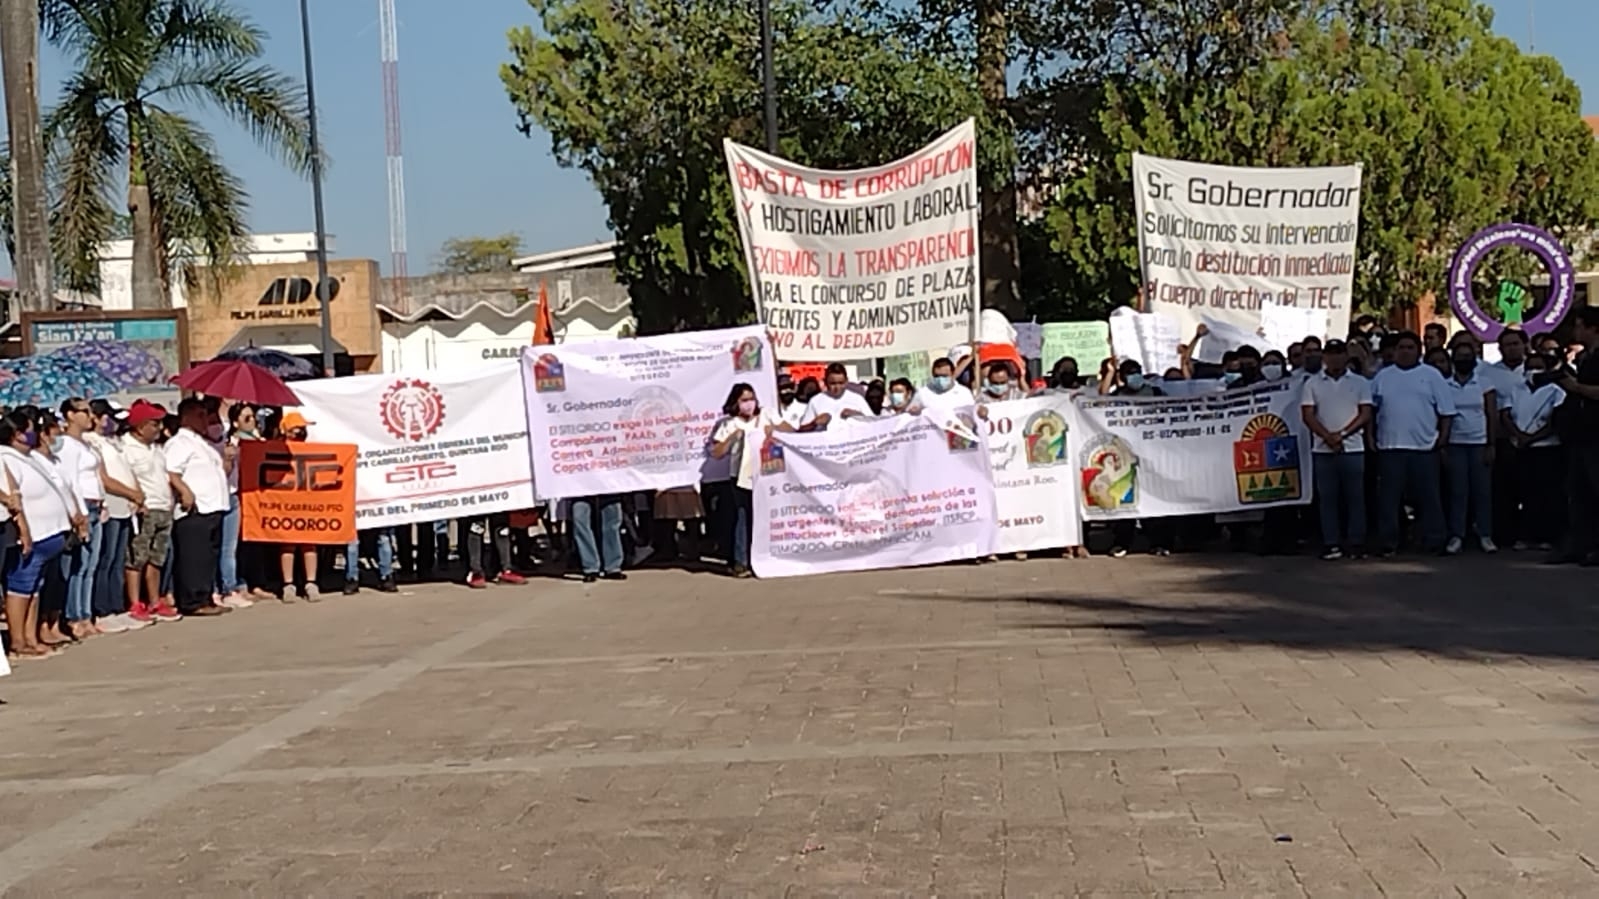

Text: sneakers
xmin=377 ymin=576 xmax=398 ymax=594
xmin=97 ymin=613 xmax=145 ymax=633
xmin=302 ymin=583 xmax=322 ymax=603
xmin=127 ymin=602 xmax=157 ymax=625
xmin=601 ymin=571 xmax=627 ymax=582
xmin=1109 ymin=546 xmax=1128 ymax=559
xmin=219 ymin=593 xmax=253 ymax=610
xmin=496 ymin=570 xmax=528 ymax=585
xmin=1321 ymin=547 xmax=1344 ymax=561
xmin=1445 ymin=537 xmax=1464 ymax=556
xmin=342 ymin=579 xmax=360 ymax=596
xmin=466 ymin=573 xmax=489 ymax=590
xmin=152 ymin=602 xmax=182 ymax=622
xmin=1479 ymin=537 xmax=1498 ymax=554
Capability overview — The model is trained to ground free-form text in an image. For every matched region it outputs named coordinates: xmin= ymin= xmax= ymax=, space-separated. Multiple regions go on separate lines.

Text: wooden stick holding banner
xmin=239 ymin=440 xmax=358 ymax=544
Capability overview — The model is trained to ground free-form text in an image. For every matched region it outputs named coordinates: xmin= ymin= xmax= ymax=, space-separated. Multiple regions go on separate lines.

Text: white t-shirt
xmin=780 ymin=400 xmax=807 ymax=430
xmin=121 ymin=436 xmax=173 ymax=512
xmin=799 ymin=390 xmax=874 ymax=430
xmin=57 ymin=433 xmax=103 ymax=502
xmin=1371 ymin=364 xmax=1458 ymax=451
xmin=1444 ymin=371 xmax=1495 ymax=446
xmin=165 ymin=428 xmax=230 ymax=516
xmin=1513 ymin=382 xmax=1565 ymax=448
xmin=90 ymin=433 xmax=137 ymax=519
xmin=1301 ymin=370 xmax=1373 ymax=453
xmin=712 ymin=409 xmax=784 ymax=491
xmin=909 ymin=382 xmax=976 ymax=421
xmin=0 ymin=448 xmax=73 ymax=540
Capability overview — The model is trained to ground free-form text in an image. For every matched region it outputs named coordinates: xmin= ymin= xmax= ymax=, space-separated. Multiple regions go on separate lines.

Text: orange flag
xmin=532 ymin=281 xmax=555 ymax=346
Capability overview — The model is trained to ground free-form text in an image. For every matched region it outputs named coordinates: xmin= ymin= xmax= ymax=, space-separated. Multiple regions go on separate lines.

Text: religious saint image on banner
xmin=731 ymin=337 xmax=766 ymax=373
xmin=1024 ymin=410 xmax=1068 ymax=468
xmin=946 ymin=413 xmax=981 ymax=452
xmin=1081 ymin=434 xmax=1139 ymax=512
xmin=533 ymin=353 xmax=566 ymax=393
xmin=1233 ymin=414 xmax=1303 ymax=504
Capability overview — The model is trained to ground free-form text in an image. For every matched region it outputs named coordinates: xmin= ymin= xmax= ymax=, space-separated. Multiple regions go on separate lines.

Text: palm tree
xmin=2 ymin=0 xmax=54 ymax=311
xmin=42 ymin=0 xmax=314 ymax=307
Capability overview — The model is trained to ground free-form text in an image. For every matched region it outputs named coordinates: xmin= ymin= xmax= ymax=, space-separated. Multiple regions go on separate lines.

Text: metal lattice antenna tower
xmin=379 ymin=0 xmax=409 ymax=296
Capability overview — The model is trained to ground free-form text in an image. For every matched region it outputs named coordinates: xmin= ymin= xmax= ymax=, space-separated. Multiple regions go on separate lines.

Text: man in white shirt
xmin=1300 ymin=339 xmax=1373 ymax=559
xmin=776 ymin=374 xmax=807 ymax=429
xmin=1371 ymin=331 xmax=1457 ymax=555
xmin=909 ymin=356 xmax=976 ymax=425
xmin=798 ymin=363 xmax=873 ymax=431
xmin=121 ymin=400 xmax=176 ymax=622
xmin=165 ymin=398 xmax=231 ymax=617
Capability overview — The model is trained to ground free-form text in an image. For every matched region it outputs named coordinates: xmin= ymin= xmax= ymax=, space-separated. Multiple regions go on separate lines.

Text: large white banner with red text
xmin=522 ymin=325 xmax=777 ymax=499
xmin=293 ymin=364 xmax=535 ymax=528
xmin=752 ymin=411 xmax=997 ymax=578
xmin=982 ymin=395 xmax=1083 ymax=553
xmin=725 ymin=120 xmax=980 ymax=361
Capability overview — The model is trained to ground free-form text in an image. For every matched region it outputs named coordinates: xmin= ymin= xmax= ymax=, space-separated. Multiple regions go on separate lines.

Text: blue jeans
xmin=346 ymin=528 xmax=395 ymax=580
xmin=1445 ymin=444 xmax=1493 ymax=541
xmin=217 ymin=493 xmax=244 ymax=594
xmin=1377 ymin=449 xmax=1445 ymax=552
xmin=727 ymin=486 xmax=753 ymax=568
xmin=159 ymin=539 xmax=174 ymax=598
xmin=94 ymin=516 xmax=131 ymax=617
xmin=64 ymin=501 xmax=103 ymax=622
xmin=1313 ymin=453 xmax=1366 ymax=550
xmin=571 ymin=496 xmax=623 ymax=575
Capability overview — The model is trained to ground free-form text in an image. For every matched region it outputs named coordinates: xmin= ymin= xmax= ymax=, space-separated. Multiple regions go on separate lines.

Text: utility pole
xmin=1 ymin=0 xmax=54 ymax=316
xmin=298 ymin=0 xmax=336 ymax=377
xmin=759 ymin=0 xmax=777 ymax=153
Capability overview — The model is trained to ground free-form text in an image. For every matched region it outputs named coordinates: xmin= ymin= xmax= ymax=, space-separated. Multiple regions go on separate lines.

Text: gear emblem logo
xmin=379 ymin=378 xmax=446 ymax=442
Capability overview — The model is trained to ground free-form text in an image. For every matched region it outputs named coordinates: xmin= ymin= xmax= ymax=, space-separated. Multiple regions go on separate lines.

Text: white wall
xmin=95 ymin=232 xmax=336 ymax=310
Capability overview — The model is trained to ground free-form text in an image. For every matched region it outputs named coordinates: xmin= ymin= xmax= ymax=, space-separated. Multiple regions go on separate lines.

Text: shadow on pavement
xmin=908 ymin=554 xmax=1599 ymax=661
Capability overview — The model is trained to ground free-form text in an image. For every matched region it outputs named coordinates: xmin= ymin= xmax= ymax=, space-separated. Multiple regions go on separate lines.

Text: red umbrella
xmin=171 ymin=359 xmax=302 ymax=406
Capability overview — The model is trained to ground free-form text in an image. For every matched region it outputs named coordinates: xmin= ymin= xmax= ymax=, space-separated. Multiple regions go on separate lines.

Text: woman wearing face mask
xmin=34 ymin=411 xmax=89 ymax=647
xmin=709 ymin=383 xmax=779 ymax=578
xmin=976 ymin=362 xmax=1028 ymax=412
xmin=886 ymin=378 xmax=916 ymax=414
xmin=1 ymin=408 xmax=83 ymax=659
xmin=1260 ymin=351 xmax=1288 ymax=383
xmin=1049 ymin=357 xmax=1082 ymax=391
xmin=56 ymin=398 xmax=106 ymax=639
xmin=217 ymin=402 xmax=260 ymax=607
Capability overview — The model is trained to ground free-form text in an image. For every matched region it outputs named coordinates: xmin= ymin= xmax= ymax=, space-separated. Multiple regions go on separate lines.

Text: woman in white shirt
xmin=57 ymin=398 xmax=105 ymax=639
xmin=33 ymin=411 xmax=89 ymax=646
xmin=1 ymin=407 xmax=82 ymax=660
xmin=86 ymin=400 xmax=146 ymax=633
xmin=709 ymin=382 xmax=780 ymax=578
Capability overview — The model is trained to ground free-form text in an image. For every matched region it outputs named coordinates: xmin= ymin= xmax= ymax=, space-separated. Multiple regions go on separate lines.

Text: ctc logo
xmin=257 ymin=452 xmax=344 ymax=491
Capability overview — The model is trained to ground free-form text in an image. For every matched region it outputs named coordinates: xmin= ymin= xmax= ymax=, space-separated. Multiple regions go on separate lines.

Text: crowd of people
xmin=6 ymin=308 xmax=1598 ymax=663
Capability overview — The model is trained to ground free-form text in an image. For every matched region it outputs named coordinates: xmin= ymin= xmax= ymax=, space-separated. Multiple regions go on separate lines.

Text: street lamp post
xmin=759 ymin=0 xmax=777 ymax=153
xmin=298 ymin=0 xmax=335 ymax=377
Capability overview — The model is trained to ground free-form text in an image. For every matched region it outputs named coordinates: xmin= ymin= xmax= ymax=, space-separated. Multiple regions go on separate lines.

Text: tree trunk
xmin=127 ymin=134 xmax=164 ymax=310
xmin=0 ymin=0 xmax=54 ymax=314
xmin=976 ymin=0 xmax=1022 ymax=320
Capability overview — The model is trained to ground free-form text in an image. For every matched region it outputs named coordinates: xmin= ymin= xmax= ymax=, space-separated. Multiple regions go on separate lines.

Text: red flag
xmin=532 ymin=281 xmax=555 ymax=345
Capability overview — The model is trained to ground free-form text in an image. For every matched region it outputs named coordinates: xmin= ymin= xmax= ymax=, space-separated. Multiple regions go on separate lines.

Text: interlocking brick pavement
xmin=3 ymin=552 xmax=1599 ymax=895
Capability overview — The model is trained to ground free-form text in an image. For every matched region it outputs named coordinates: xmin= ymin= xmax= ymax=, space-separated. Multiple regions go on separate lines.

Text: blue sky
xmin=1 ymin=0 xmax=1592 ymax=276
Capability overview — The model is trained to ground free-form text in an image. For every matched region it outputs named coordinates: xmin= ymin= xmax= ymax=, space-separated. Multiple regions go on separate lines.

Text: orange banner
xmin=239 ymin=440 xmax=357 ymax=544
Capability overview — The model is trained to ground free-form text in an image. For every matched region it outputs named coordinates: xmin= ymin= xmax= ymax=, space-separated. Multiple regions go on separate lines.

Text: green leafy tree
xmin=502 ymin=0 xmax=983 ymax=333
xmin=41 ymin=0 xmax=315 ymax=305
xmin=1033 ymin=0 xmax=1599 ymax=320
xmin=437 ymin=233 xmax=524 ymax=274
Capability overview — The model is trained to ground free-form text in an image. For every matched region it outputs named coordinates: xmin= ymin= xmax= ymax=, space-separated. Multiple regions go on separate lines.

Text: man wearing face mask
xmin=910 ymin=356 xmax=975 ymax=421
xmin=975 ymin=362 xmax=1028 ymax=418
xmin=1234 ymin=346 xmax=1266 ymax=386
xmin=798 ymin=363 xmax=873 ymax=432
xmin=886 ymin=378 xmax=915 ymax=414
xmin=1111 ymin=360 xmax=1161 ymax=397
xmin=776 ymin=373 xmax=806 ymax=429
xmin=1048 ymin=357 xmax=1082 ymax=391
xmin=1298 ymin=337 xmax=1324 ymax=377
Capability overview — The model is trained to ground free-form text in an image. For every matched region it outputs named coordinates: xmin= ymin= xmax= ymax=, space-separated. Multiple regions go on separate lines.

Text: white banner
xmin=725 ymin=120 xmax=980 ymax=360
xmin=983 ymin=395 xmax=1083 ymax=553
xmin=1133 ymin=154 xmax=1361 ymax=346
xmin=522 ymin=326 xmax=777 ymax=499
xmin=1072 ymin=381 xmax=1313 ymax=519
xmin=294 ymin=364 xmax=534 ymax=528
xmin=752 ymin=412 xmax=997 ymax=578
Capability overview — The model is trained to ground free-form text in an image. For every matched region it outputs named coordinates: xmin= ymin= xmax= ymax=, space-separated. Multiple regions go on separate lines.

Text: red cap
xmin=126 ymin=400 xmax=166 ymax=427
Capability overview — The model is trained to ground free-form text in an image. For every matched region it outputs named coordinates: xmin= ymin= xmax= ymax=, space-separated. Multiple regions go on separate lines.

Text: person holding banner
xmin=710 ymin=382 xmax=781 ymax=578
xmin=799 ymin=364 xmax=873 ymax=432
xmin=275 ymin=412 xmax=322 ymax=602
xmin=910 ymin=357 xmax=974 ymax=421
